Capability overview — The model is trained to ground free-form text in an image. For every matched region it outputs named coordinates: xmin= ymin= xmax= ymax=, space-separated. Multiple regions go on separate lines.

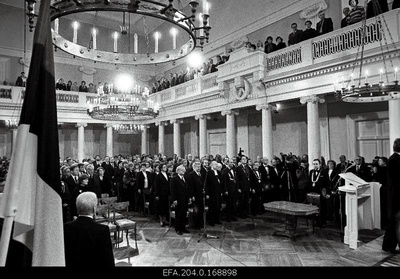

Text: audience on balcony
xmin=264 ymin=36 xmax=276 ymax=54
xmin=88 ymin=83 xmax=96 ymax=93
xmin=366 ymin=0 xmax=389 ymax=19
xmin=275 ymin=36 xmax=287 ymax=50
xmin=341 ymin=7 xmax=350 ymax=28
xmin=70 ymin=81 xmax=79 ymax=92
xmin=78 ymin=81 xmax=88 ymax=92
xmin=316 ymin=11 xmax=334 ymax=36
xmin=15 ymin=72 xmax=27 ymax=87
xmin=56 ymin=78 xmax=67 ymax=90
xmin=302 ymin=20 xmax=317 ymax=41
xmin=256 ymin=40 xmax=264 ymax=51
xmin=288 ymin=23 xmax=303 ymax=46
xmin=347 ymin=0 xmax=366 ymax=25
xmin=66 ymin=80 xmax=72 ymax=91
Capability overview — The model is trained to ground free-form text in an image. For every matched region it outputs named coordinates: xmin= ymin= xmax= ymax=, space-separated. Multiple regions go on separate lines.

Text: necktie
xmin=74 ymin=176 xmax=78 ymax=184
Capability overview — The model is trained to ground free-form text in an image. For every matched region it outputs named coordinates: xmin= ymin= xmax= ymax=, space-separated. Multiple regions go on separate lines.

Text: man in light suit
xmin=64 ymin=192 xmax=115 ymax=267
xmin=382 ymin=138 xmax=400 ymax=253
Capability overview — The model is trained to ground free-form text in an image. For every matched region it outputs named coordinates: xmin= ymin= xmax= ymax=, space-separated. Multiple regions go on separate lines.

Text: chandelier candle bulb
xmin=54 ymin=18 xmax=59 ymax=33
xmin=134 ymin=33 xmax=138 ymax=54
xmin=199 ymin=14 xmax=204 ymax=37
xmin=170 ymin=28 xmax=178 ymax=50
xmin=92 ymin=28 xmax=97 ymax=50
xmin=72 ymin=21 xmax=79 ymax=44
xmin=203 ymin=1 xmax=209 ymax=15
xmin=395 ymin=67 xmax=398 ymax=81
xmin=113 ymin=32 xmax=118 ymax=53
xmin=380 ymin=69 xmax=383 ymax=82
xmin=365 ymin=70 xmax=369 ymax=84
xmin=154 ymin=32 xmax=160 ymax=53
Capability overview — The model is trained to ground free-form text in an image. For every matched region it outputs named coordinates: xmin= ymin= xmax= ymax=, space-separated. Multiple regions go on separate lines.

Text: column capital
xmin=76 ymin=122 xmax=87 ymax=128
xmin=256 ymin=104 xmax=276 ymax=111
xmin=104 ymin=123 xmax=114 ymax=128
xmin=195 ymin=114 xmax=211 ymax=120
xmin=155 ymin=121 xmax=169 ymax=126
xmin=299 ymin=95 xmax=325 ymax=105
xmin=170 ymin=119 xmax=183 ymax=124
xmin=221 ymin=109 xmax=239 ymax=116
xmin=142 ymin=125 xmax=150 ymax=130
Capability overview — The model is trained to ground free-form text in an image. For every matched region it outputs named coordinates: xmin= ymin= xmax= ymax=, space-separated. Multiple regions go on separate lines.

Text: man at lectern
xmin=382 ymin=138 xmax=400 ymax=254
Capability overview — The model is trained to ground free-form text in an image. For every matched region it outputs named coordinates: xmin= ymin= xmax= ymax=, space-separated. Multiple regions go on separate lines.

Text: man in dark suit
xmin=222 ymin=158 xmax=238 ymax=222
xmin=64 ymin=164 xmax=80 ymax=195
xmin=136 ymin=162 xmax=153 ymax=214
xmin=367 ymin=0 xmax=389 ymax=19
xmin=347 ymin=156 xmax=372 ymax=182
xmin=236 ymin=155 xmax=251 ymax=218
xmin=308 ymin=158 xmax=329 ymax=227
xmin=101 ymin=156 xmax=115 ymax=179
xmin=64 ymin=192 xmax=115 ymax=267
xmin=187 ymin=160 xmax=205 ymax=229
xmin=249 ymin=161 xmax=263 ymax=216
xmin=341 ymin=7 xmax=350 ymax=28
xmin=316 ymin=11 xmax=334 ymax=36
xmin=288 ymin=22 xmax=303 ymax=46
xmin=382 ymin=138 xmax=400 ymax=253
xmin=269 ymin=157 xmax=283 ymax=201
xmin=170 ymin=165 xmax=190 ymax=235
xmin=205 ymin=161 xmax=223 ymax=226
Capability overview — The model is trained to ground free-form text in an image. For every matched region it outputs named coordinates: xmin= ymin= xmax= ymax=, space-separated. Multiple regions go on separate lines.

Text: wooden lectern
xmin=338 ymin=173 xmax=381 ymax=249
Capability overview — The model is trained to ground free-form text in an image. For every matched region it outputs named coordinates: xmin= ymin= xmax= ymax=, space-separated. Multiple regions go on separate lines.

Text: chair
xmin=95 ymin=203 xmax=120 ymax=247
xmin=113 ymin=201 xmax=138 ymax=250
xmin=304 ymin=192 xmax=321 ymax=232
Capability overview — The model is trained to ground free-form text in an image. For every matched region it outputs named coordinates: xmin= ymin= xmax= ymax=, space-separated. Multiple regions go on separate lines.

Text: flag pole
xmin=0 ymin=215 xmax=15 ymax=266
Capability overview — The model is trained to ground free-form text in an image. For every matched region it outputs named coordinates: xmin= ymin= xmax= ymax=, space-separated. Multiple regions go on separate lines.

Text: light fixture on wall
xmin=334 ymin=1 xmax=400 ymax=103
xmin=5 ymin=119 xmax=18 ymax=129
xmin=113 ymin=123 xmax=144 ymax=134
xmin=25 ymin=0 xmax=212 ymax=65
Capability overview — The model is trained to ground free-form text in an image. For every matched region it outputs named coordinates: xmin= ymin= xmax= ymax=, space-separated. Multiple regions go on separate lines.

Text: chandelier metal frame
xmin=87 ymin=91 xmax=159 ymax=121
xmin=335 ymin=1 xmax=400 ymax=103
xmin=26 ymin=0 xmax=211 ymax=65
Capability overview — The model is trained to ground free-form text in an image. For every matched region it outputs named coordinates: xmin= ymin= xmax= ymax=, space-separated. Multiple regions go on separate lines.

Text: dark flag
xmin=0 ymin=0 xmax=65 ymax=266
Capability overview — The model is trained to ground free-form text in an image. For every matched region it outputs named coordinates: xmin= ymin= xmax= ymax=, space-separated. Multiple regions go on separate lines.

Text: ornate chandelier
xmin=25 ymin=0 xmax=211 ymax=65
xmin=113 ymin=123 xmax=144 ymax=134
xmin=335 ymin=1 xmax=400 ymax=103
xmin=87 ymin=87 xmax=159 ymax=121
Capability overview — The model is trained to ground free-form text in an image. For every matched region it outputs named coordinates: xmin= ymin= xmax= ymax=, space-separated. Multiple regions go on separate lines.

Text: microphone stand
xmin=198 ymin=167 xmax=218 ymax=242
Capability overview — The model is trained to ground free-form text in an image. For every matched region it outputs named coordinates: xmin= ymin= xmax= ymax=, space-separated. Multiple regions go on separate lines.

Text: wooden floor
xmin=111 ymin=210 xmax=400 ymax=268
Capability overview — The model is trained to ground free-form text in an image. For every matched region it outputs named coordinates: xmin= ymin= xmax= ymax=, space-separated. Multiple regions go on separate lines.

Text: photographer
xmin=280 ymin=153 xmax=299 ymax=202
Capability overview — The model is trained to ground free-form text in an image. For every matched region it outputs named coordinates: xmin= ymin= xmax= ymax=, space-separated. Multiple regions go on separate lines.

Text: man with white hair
xmin=170 ymin=165 xmax=190 ymax=235
xmin=64 ymin=192 xmax=115 ymax=267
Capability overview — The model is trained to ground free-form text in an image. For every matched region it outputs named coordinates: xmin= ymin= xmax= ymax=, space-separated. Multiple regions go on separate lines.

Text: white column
xmin=11 ymin=129 xmax=18 ymax=154
xmin=105 ymin=124 xmax=113 ymax=157
xmin=156 ymin=121 xmax=166 ymax=155
xmin=389 ymin=99 xmax=400 ymax=148
xmin=195 ymin=114 xmax=209 ymax=158
xmin=221 ymin=110 xmax=239 ymax=158
xmin=256 ymin=104 xmax=274 ymax=160
xmin=141 ymin=125 xmax=149 ymax=155
xmin=300 ymin=95 xmax=325 ymax=169
xmin=171 ymin=119 xmax=182 ymax=157
xmin=76 ymin=123 xmax=87 ymax=162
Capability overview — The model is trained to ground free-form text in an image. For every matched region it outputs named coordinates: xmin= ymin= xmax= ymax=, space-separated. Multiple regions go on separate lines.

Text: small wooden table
xmin=264 ymin=201 xmax=319 ymax=240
